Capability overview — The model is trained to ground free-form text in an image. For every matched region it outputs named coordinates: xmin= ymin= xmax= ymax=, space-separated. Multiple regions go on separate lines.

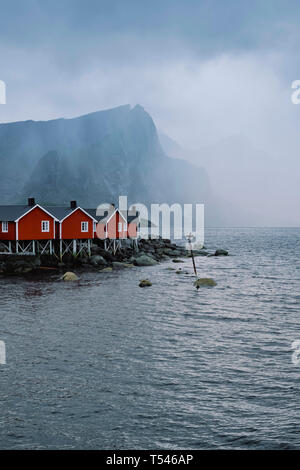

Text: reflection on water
xmin=0 ymin=228 xmax=299 ymax=449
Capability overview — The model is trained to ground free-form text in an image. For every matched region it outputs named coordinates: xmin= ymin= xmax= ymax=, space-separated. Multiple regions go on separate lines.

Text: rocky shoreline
xmin=0 ymin=238 xmax=228 ymax=276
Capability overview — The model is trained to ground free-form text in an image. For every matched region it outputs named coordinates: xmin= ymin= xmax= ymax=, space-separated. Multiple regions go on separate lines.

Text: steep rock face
xmin=0 ymin=104 xmax=218 ymax=223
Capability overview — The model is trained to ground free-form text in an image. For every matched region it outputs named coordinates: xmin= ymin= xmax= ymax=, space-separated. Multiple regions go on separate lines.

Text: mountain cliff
xmin=0 ymin=104 xmax=219 ymax=224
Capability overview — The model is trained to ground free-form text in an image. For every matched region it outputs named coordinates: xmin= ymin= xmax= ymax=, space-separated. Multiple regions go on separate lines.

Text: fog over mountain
xmin=1 ymin=1 xmax=300 ymax=226
xmin=160 ymin=131 xmax=300 ymax=227
xmin=0 ymin=104 xmax=222 ymax=225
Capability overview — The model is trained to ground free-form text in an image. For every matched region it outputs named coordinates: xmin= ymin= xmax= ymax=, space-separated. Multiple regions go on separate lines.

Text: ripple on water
xmin=0 ymin=227 xmax=299 ymax=449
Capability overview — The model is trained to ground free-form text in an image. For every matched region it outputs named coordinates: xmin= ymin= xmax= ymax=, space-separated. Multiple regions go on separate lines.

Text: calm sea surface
xmin=0 ymin=227 xmax=299 ymax=449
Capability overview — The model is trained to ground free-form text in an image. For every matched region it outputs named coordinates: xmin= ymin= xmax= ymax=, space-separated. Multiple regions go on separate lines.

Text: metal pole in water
xmin=186 ymin=233 xmax=198 ymax=277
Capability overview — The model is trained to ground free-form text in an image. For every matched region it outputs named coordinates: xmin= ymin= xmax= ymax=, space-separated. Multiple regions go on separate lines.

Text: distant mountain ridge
xmin=0 ymin=105 xmax=220 ymax=225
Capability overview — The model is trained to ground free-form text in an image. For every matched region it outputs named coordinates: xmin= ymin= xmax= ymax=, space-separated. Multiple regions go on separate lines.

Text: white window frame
xmin=118 ymin=222 xmax=122 ymax=232
xmin=124 ymin=222 xmax=127 ymax=232
xmin=93 ymin=221 xmax=97 ymax=232
xmin=41 ymin=220 xmax=50 ymax=232
xmin=2 ymin=221 xmax=8 ymax=233
xmin=81 ymin=221 xmax=89 ymax=232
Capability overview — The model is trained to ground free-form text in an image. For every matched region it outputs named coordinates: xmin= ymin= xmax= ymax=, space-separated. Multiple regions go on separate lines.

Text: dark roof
xmin=0 ymin=204 xmax=138 ymax=223
xmin=84 ymin=208 xmax=107 ymax=222
xmin=43 ymin=206 xmax=74 ymax=221
xmin=127 ymin=213 xmax=139 ymax=224
xmin=43 ymin=206 xmax=98 ymax=222
xmin=85 ymin=208 xmax=139 ymax=224
xmin=0 ymin=205 xmax=30 ymax=221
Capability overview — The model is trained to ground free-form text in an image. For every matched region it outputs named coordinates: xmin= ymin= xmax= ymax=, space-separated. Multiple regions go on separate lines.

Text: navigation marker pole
xmin=186 ymin=232 xmax=198 ymax=277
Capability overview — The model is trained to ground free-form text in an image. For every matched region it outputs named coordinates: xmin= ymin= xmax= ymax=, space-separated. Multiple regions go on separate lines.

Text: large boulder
xmin=0 ymin=255 xmax=41 ymax=274
xmin=163 ymin=248 xmax=182 ymax=257
xmin=194 ymin=278 xmax=217 ymax=289
xmin=90 ymin=255 xmax=107 ymax=267
xmin=62 ymin=272 xmax=79 ymax=281
xmin=91 ymin=245 xmax=105 ymax=255
xmin=134 ymin=255 xmax=158 ymax=266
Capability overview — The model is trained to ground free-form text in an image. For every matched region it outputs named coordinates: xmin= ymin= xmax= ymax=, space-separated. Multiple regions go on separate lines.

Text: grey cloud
xmin=0 ymin=1 xmax=300 ymax=225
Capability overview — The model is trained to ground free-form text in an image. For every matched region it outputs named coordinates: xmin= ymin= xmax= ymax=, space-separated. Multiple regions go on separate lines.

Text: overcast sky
xmin=0 ymin=0 xmax=299 ymax=224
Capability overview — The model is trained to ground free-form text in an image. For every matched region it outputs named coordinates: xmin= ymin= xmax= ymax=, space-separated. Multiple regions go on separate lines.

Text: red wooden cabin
xmin=0 ymin=198 xmax=57 ymax=241
xmin=1 ymin=198 xmax=139 ymax=255
xmin=91 ymin=207 xmax=139 ymax=240
xmin=44 ymin=201 xmax=97 ymax=240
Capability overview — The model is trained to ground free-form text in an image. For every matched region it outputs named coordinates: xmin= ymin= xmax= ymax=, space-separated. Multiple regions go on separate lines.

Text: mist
xmin=0 ymin=0 xmax=299 ymax=226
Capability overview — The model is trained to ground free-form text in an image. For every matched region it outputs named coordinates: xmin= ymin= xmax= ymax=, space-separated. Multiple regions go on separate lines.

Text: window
xmin=118 ymin=222 xmax=122 ymax=232
xmin=2 ymin=221 xmax=8 ymax=233
xmin=41 ymin=220 xmax=49 ymax=232
xmin=124 ymin=223 xmax=127 ymax=232
xmin=93 ymin=221 xmax=97 ymax=232
xmin=81 ymin=221 xmax=89 ymax=232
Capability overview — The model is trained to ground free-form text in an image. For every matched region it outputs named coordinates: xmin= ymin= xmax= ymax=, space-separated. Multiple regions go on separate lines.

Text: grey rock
xmin=62 ymin=271 xmax=79 ymax=281
xmin=215 ymin=249 xmax=229 ymax=256
xmin=139 ymin=279 xmax=152 ymax=287
xmin=90 ymin=255 xmax=107 ymax=267
xmin=134 ymin=255 xmax=158 ymax=266
xmin=194 ymin=278 xmax=217 ymax=288
xmin=112 ymin=261 xmax=134 ymax=269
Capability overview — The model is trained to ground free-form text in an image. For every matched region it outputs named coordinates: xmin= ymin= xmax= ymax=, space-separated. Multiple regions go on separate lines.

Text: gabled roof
xmin=86 ymin=208 xmax=139 ymax=225
xmin=84 ymin=208 xmax=108 ymax=222
xmin=122 ymin=210 xmax=139 ymax=224
xmin=0 ymin=203 xmax=138 ymax=224
xmin=44 ymin=206 xmax=97 ymax=223
xmin=0 ymin=204 xmax=58 ymax=222
xmin=43 ymin=206 xmax=74 ymax=221
xmin=0 ymin=205 xmax=32 ymax=222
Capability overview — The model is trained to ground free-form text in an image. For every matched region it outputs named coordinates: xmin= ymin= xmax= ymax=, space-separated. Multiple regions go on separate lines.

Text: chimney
xmin=28 ymin=197 xmax=35 ymax=207
xmin=70 ymin=200 xmax=77 ymax=209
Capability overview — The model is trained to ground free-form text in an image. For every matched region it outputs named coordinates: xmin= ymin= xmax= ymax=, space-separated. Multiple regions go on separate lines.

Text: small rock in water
xmin=139 ymin=279 xmax=152 ymax=287
xmin=62 ymin=271 xmax=79 ymax=282
xmin=194 ymin=278 xmax=217 ymax=289
xmin=176 ymin=268 xmax=189 ymax=274
xmin=215 ymin=249 xmax=228 ymax=256
xmin=100 ymin=267 xmax=113 ymax=272
xmin=172 ymin=259 xmax=183 ymax=263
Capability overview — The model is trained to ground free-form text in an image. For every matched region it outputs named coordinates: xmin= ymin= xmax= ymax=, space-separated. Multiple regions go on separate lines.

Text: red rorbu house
xmin=0 ymin=198 xmax=139 ymax=257
xmin=0 ymin=198 xmax=57 ymax=254
xmin=86 ymin=205 xmax=139 ymax=253
xmin=43 ymin=201 xmax=97 ymax=257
